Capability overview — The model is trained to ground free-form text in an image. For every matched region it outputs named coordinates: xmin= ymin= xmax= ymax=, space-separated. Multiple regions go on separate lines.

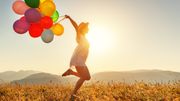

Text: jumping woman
xmin=62 ymin=15 xmax=91 ymax=100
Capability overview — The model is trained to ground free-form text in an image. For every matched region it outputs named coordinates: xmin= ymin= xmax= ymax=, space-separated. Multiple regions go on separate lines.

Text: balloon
xmin=41 ymin=30 xmax=54 ymax=43
xmin=39 ymin=1 xmax=56 ymax=16
xmin=40 ymin=0 xmax=46 ymax=4
xmin=25 ymin=8 xmax=41 ymax=23
xmin=12 ymin=0 xmax=30 ymax=15
xmin=40 ymin=0 xmax=53 ymax=4
xmin=51 ymin=23 xmax=64 ymax=36
xmin=13 ymin=19 xmax=30 ymax=34
xmin=29 ymin=23 xmax=43 ymax=38
xmin=24 ymin=0 xmax=40 ymax=8
xmin=51 ymin=10 xmax=59 ymax=22
xmin=20 ymin=16 xmax=27 ymax=21
xmin=40 ymin=16 xmax=53 ymax=29
xmin=13 ymin=0 xmax=62 ymax=43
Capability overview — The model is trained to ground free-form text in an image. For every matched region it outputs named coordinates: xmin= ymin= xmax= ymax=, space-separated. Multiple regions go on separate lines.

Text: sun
xmin=86 ymin=25 xmax=113 ymax=54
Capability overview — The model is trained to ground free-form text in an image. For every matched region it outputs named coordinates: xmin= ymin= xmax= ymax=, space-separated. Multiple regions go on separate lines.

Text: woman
xmin=62 ymin=15 xmax=91 ymax=100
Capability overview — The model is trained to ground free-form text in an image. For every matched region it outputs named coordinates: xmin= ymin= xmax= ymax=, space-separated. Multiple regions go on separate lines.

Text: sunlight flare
xmin=87 ymin=25 xmax=114 ymax=54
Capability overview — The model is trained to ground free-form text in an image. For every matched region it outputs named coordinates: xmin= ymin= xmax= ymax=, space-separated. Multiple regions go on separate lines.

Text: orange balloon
xmin=51 ymin=23 xmax=64 ymax=36
xmin=39 ymin=1 xmax=56 ymax=16
xmin=40 ymin=0 xmax=53 ymax=4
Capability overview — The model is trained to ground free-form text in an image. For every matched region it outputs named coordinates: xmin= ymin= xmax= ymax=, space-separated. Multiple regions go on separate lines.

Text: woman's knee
xmin=83 ymin=75 xmax=91 ymax=81
xmin=76 ymin=66 xmax=91 ymax=80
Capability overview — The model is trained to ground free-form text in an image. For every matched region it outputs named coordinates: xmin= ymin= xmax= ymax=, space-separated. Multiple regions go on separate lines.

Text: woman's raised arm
xmin=65 ymin=15 xmax=78 ymax=33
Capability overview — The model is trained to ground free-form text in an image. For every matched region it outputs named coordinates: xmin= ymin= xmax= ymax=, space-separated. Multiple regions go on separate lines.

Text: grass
xmin=0 ymin=81 xmax=179 ymax=101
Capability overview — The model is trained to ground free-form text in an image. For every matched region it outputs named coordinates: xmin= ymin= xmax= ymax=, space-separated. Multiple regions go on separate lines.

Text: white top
xmin=70 ymin=35 xmax=90 ymax=67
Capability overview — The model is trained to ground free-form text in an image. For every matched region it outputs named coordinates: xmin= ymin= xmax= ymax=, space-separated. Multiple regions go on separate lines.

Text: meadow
xmin=0 ymin=81 xmax=179 ymax=101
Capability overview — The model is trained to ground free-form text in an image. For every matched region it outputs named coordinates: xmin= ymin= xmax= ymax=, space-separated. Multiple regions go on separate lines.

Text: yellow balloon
xmin=51 ymin=23 xmax=64 ymax=36
xmin=40 ymin=0 xmax=46 ymax=3
xmin=40 ymin=0 xmax=53 ymax=4
xmin=39 ymin=1 xmax=56 ymax=16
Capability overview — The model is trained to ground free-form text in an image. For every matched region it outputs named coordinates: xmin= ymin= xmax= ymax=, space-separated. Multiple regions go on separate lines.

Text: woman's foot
xmin=62 ymin=69 xmax=73 ymax=77
xmin=69 ymin=94 xmax=79 ymax=101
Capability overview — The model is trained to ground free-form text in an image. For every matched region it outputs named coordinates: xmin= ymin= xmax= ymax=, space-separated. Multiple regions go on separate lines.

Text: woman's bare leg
xmin=72 ymin=78 xmax=85 ymax=95
xmin=70 ymin=70 xmax=81 ymax=78
xmin=62 ymin=69 xmax=80 ymax=77
xmin=71 ymin=66 xmax=91 ymax=95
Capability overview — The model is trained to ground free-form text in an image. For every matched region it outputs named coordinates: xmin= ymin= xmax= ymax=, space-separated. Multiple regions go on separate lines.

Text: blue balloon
xmin=41 ymin=30 xmax=54 ymax=43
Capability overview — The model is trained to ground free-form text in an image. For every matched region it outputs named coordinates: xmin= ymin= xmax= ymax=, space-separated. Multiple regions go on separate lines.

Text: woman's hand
xmin=65 ymin=15 xmax=70 ymax=19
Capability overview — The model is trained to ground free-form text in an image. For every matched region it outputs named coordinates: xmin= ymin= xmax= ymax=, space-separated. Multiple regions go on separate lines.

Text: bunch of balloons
xmin=12 ymin=0 xmax=64 ymax=43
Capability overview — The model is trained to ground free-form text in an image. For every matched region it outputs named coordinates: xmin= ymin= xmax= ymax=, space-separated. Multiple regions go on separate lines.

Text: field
xmin=0 ymin=81 xmax=180 ymax=101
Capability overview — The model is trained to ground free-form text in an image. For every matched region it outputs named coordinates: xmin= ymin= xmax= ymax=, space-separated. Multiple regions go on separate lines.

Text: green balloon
xmin=24 ymin=0 xmax=40 ymax=8
xmin=51 ymin=10 xmax=59 ymax=23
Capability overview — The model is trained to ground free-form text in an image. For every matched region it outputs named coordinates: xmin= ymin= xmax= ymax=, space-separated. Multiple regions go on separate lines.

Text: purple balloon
xmin=13 ymin=19 xmax=30 ymax=34
xmin=25 ymin=8 xmax=41 ymax=23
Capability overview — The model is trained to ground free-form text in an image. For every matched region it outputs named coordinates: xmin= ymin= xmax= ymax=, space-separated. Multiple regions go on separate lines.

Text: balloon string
xmin=59 ymin=15 xmax=65 ymax=18
xmin=57 ymin=16 xmax=66 ymax=23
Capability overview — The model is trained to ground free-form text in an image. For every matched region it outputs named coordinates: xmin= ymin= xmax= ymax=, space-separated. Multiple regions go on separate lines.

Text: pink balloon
xmin=13 ymin=19 xmax=30 ymax=34
xmin=20 ymin=16 xmax=27 ymax=21
xmin=12 ymin=0 xmax=30 ymax=15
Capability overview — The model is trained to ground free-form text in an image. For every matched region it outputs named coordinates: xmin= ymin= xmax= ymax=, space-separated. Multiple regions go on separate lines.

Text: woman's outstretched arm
xmin=65 ymin=15 xmax=78 ymax=33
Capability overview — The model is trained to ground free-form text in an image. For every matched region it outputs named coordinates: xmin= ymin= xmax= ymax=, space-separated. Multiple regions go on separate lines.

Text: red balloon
xmin=40 ymin=16 xmax=53 ymax=29
xmin=29 ymin=23 xmax=43 ymax=38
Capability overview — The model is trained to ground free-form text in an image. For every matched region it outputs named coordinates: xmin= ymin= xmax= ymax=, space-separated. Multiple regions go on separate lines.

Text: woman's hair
xmin=78 ymin=22 xmax=89 ymax=35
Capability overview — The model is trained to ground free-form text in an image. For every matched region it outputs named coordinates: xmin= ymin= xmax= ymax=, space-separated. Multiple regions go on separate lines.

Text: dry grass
xmin=0 ymin=81 xmax=179 ymax=101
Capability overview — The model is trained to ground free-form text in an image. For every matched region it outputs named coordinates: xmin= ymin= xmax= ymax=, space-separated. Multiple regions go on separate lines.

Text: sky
xmin=0 ymin=0 xmax=180 ymax=74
